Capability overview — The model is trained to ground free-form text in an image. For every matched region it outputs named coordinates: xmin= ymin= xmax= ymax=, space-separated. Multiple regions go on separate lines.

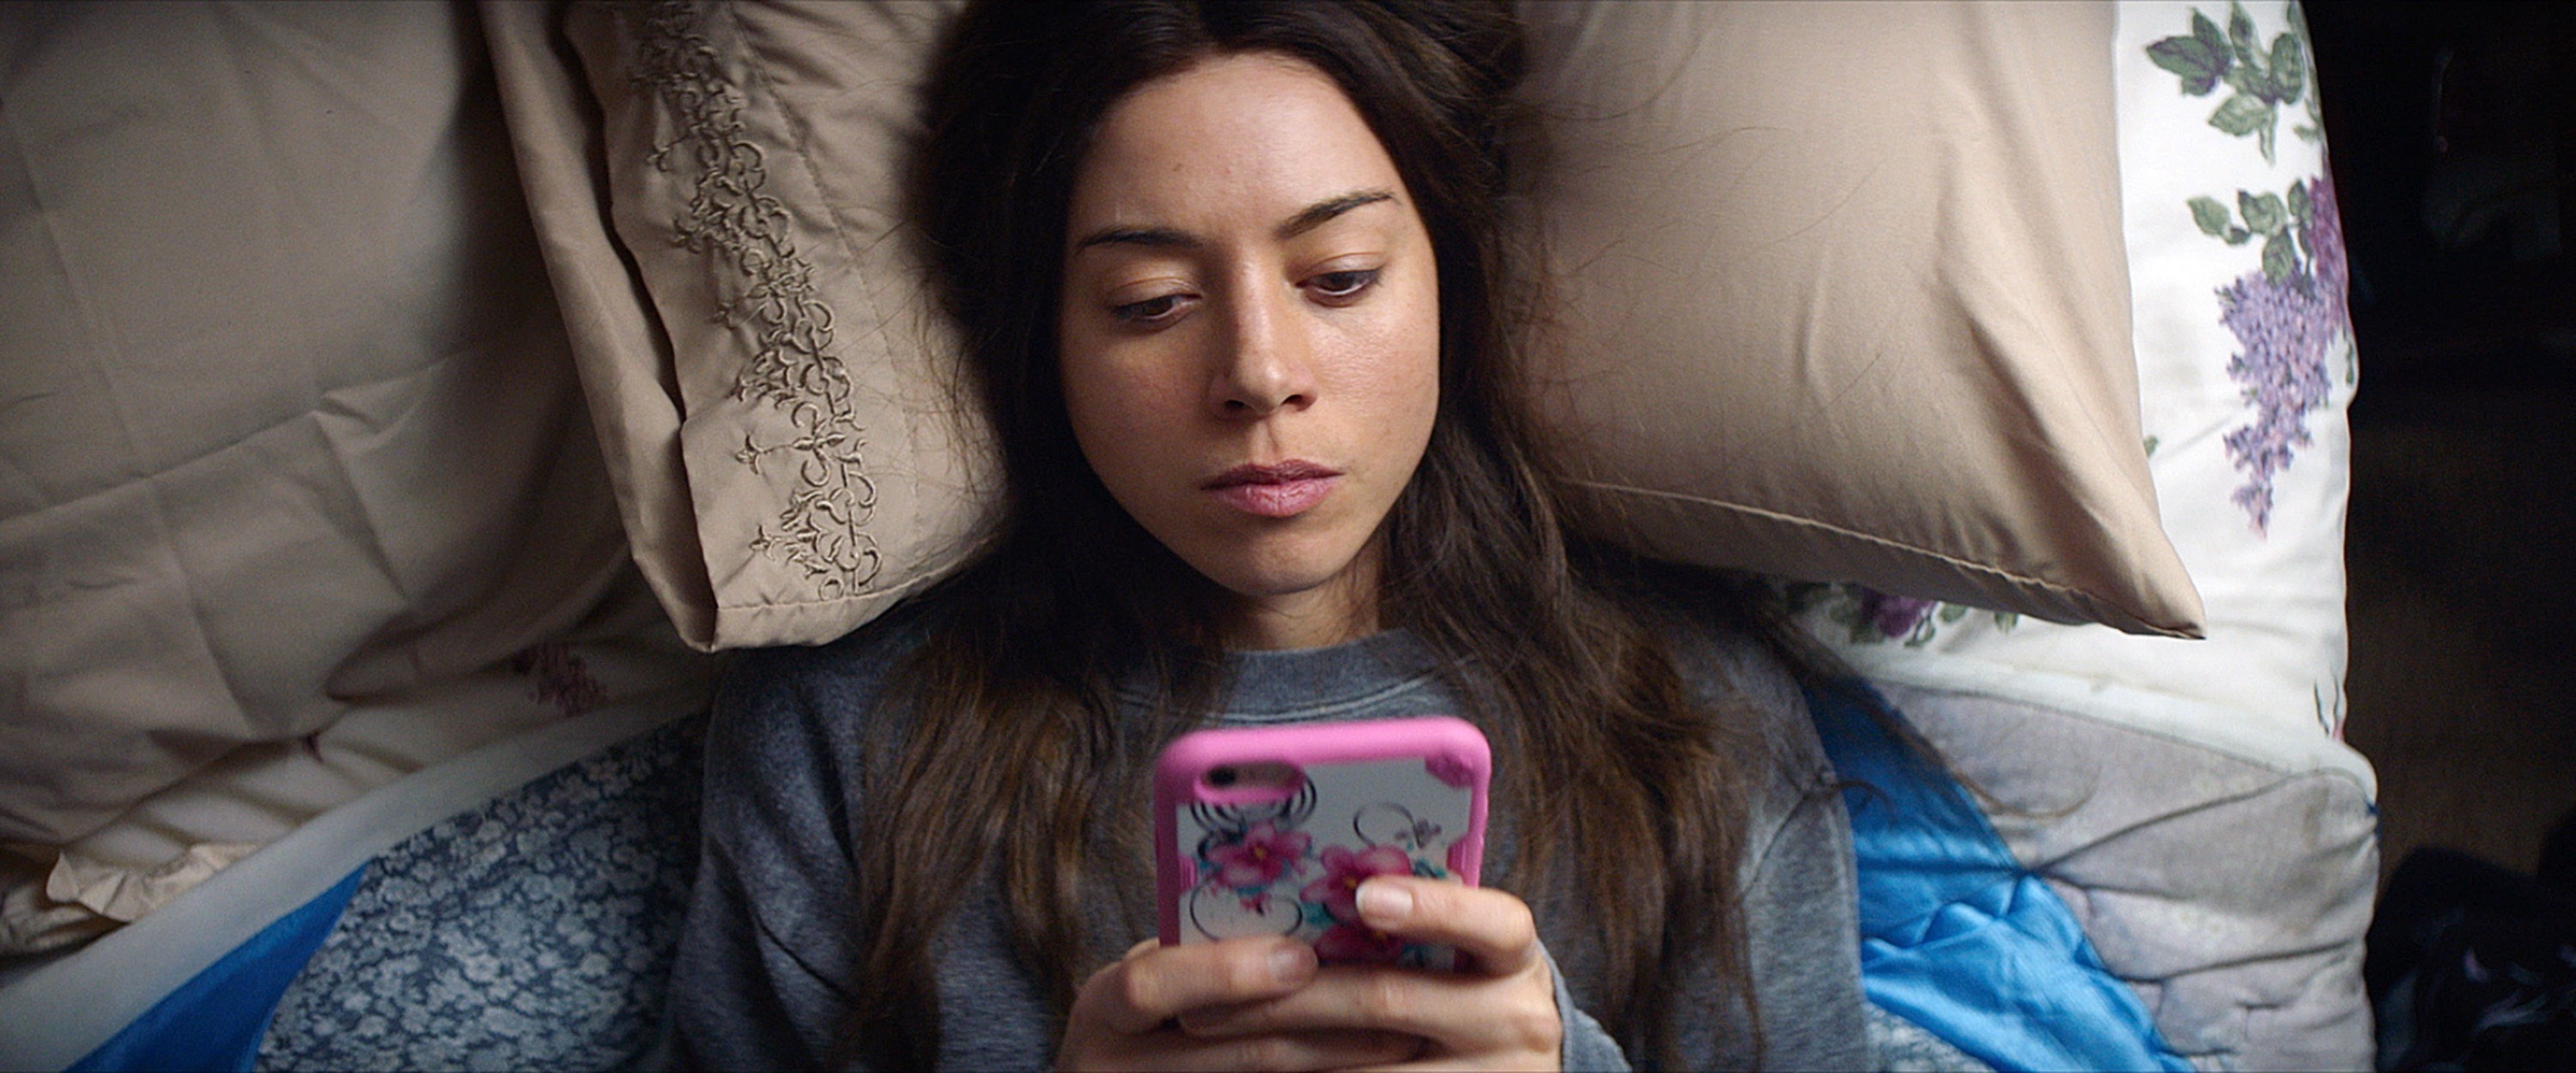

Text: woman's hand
xmin=1057 ymin=935 xmax=1424 ymax=1071
xmin=1173 ymin=876 xmax=1562 ymax=1071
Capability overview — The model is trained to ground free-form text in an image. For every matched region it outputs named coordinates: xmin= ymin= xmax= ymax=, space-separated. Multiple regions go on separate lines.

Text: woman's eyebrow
xmin=1071 ymin=189 xmax=1399 ymax=253
xmin=1074 ymin=225 xmax=1195 ymax=252
xmin=1275 ymin=189 xmax=1395 ymax=239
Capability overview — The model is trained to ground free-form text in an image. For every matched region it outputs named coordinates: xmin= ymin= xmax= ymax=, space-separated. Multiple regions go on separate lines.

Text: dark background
xmin=2306 ymin=1 xmax=2574 ymax=888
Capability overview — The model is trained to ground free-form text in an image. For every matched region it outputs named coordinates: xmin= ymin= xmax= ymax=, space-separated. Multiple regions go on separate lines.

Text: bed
xmin=0 ymin=2 xmax=2374 ymax=1069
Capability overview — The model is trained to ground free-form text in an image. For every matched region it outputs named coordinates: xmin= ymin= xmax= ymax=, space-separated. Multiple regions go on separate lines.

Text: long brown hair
xmin=860 ymin=2 xmax=1791 ymax=1066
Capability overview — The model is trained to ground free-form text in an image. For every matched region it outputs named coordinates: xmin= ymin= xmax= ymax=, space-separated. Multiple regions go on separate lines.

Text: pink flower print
xmin=1300 ymin=845 xmax=1414 ymax=924
xmin=1314 ymin=921 xmax=1406 ymax=964
xmin=1206 ymin=821 xmax=1311 ymax=891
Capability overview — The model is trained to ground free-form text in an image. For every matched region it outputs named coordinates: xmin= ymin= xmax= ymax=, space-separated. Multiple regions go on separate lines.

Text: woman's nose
xmin=1209 ymin=284 xmax=1317 ymax=418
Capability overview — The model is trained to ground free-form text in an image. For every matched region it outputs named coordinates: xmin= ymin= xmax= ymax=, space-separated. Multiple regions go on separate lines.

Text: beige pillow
xmin=1520 ymin=1 xmax=2201 ymax=636
xmin=485 ymin=0 xmax=990 ymax=652
xmin=0 ymin=2 xmax=715 ymax=946
xmin=487 ymin=0 xmax=2199 ymax=646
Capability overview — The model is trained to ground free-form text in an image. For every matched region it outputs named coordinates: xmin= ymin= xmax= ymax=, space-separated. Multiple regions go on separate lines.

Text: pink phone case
xmin=1154 ymin=716 xmax=1490 ymax=969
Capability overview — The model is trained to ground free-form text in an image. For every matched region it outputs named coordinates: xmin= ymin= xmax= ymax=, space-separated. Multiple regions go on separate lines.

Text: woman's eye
xmin=1308 ymin=269 xmax=1379 ymax=301
xmin=1112 ymin=294 xmax=1187 ymax=324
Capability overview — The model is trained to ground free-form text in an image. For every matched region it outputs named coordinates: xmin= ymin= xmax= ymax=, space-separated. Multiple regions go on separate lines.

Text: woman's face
xmin=1059 ymin=52 xmax=1440 ymax=650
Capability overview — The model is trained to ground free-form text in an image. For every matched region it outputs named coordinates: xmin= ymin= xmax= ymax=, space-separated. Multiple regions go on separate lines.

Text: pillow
xmin=1795 ymin=0 xmax=2358 ymax=760
xmin=485 ymin=0 xmax=2200 ymax=646
xmin=1517 ymin=0 xmax=2200 ymax=636
xmin=484 ymin=0 xmax=991 ymax=652
xmin=0 ymin=2 xmax=716 ymax=949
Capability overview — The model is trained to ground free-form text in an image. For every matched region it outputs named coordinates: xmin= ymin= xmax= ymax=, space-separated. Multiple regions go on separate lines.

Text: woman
xmin=667 ymin=2 xmax=1868 ymax=1069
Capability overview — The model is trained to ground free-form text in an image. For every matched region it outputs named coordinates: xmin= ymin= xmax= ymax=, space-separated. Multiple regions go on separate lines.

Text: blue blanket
xmin=1808 ymin=681 xmax=2191 ymax=1072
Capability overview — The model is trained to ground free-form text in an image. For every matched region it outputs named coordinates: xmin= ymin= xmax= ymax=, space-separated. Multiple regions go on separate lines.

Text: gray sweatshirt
xmin=667 ymin=619 xmax=1868 ymax=1070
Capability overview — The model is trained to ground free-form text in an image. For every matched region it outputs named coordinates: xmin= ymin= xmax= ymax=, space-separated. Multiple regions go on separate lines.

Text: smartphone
xmin=1153 ymin=716 xmax=1490 ymax=970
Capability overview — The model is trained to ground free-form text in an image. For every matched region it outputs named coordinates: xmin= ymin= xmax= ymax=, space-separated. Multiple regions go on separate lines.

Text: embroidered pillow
xmin=486 ymin=0 xmax=992 ymax=652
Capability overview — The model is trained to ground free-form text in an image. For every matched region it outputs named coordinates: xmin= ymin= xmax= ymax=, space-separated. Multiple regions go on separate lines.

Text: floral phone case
xmin=1154 ymin=716 xmax=1490 ymax=969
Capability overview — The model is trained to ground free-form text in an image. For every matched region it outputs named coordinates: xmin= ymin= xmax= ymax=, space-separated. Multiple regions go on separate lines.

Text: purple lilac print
xmin=1862 ymin=590 xmax=1938 ymax=643
xmin=2217 ymin=173 xmax=2348 ymax=532
xmin=2152 ymin=3 xmax=2350 ymax=533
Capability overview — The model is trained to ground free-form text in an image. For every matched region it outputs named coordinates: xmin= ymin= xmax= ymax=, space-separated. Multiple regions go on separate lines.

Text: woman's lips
xmin=1204 ymin=461 xmax=1341 ymax=518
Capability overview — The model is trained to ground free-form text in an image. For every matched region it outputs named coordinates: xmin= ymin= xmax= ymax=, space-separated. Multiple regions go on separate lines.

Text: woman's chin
xmin=1196 ymin=560 xmax=1382 ymax=648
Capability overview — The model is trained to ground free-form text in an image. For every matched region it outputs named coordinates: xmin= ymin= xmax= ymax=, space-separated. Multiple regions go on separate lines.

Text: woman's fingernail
xmin=1271 ymin=943 xmax=1316 ymax=984
xmin=1358 ymin=880 xmax=1413 ymax=923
